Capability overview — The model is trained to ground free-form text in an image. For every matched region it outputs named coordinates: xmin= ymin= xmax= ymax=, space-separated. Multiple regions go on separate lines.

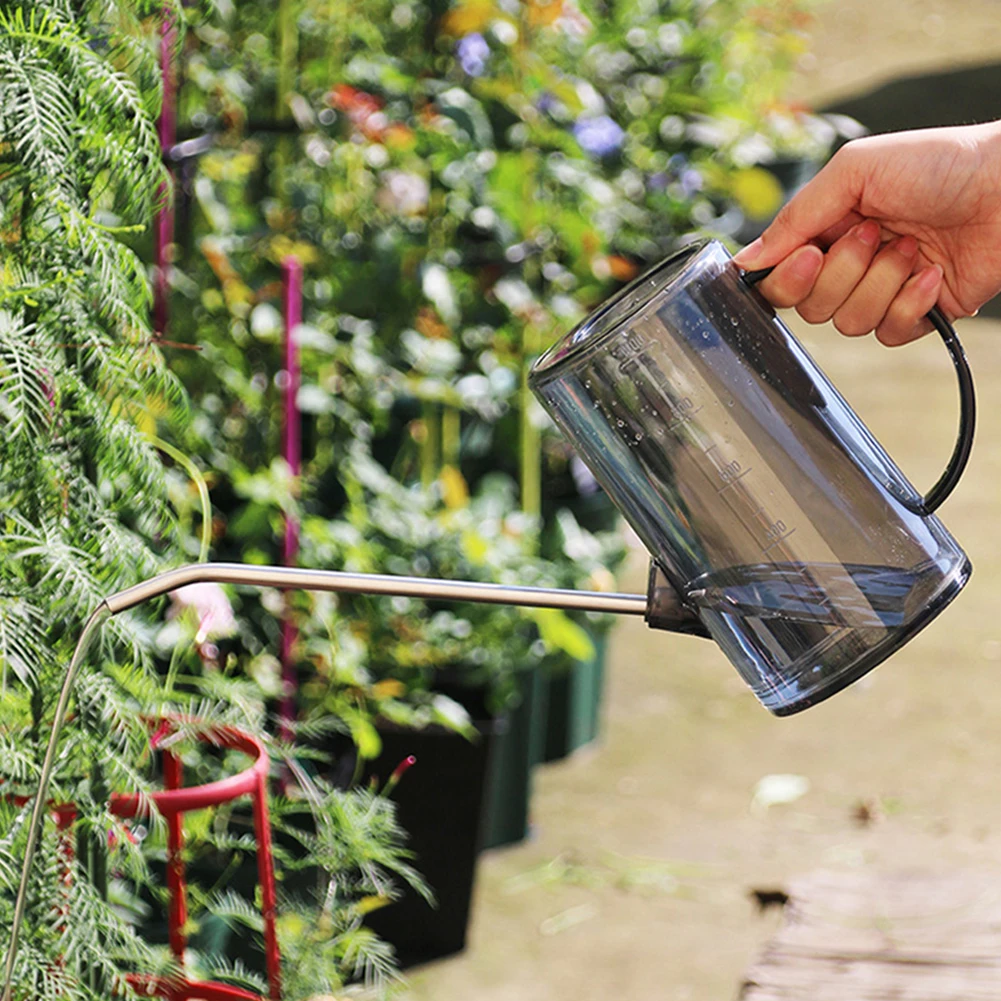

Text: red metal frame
xmin=111 ymin=722 xmax=281 ymax=1001
xmin=17 ymin=722 xmax=281 ymax=1001
xmin=127 ymin=975 xmax=266 ymax=1001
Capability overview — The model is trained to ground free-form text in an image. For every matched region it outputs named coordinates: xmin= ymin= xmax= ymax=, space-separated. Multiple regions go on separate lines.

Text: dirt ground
xmin=405 ymin=6 xmax=1001 ymax=999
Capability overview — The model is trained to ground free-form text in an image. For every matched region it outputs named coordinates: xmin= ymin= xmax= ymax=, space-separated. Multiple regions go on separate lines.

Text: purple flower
xmin=648 ymin=171 xmax=669 ymax=192
xmin=457 ymin=33 xmax=490 ymax=76
xmin=573 ymin=115 xmax=624 ymax=158
xmin=680 ymin=167 xmax=703 ymax=196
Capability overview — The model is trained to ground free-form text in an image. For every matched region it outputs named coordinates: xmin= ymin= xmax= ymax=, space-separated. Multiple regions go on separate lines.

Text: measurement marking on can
xmin=762 ymin=528 xmax=797 ymax=553
xmin=716 ymin=466 xmax=753 ymax=492
xmin=703 ymin=443 xmax=719 ymax=456
xmin=667 ymin=405 xmax=703 ymax=431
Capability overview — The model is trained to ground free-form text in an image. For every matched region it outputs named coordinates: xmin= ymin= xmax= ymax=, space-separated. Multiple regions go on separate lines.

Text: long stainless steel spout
xmin=4 ymin=560 xmax=700 ymax=1001
xmin=102 ymin=562 xmax=649 ymax=617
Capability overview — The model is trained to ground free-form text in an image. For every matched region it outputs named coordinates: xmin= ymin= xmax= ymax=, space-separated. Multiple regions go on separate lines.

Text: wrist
xmin=975 ymin=119 xmax=1001 ymax=183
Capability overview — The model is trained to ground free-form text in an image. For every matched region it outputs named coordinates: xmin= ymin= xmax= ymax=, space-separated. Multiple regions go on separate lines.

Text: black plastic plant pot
xmin=480 ymin=665 xmax=548 ymax=851
xmin=543 ymin=625 xmax=609 ymax=763
xmin=363 ymin=696 xmax=500 ymax=968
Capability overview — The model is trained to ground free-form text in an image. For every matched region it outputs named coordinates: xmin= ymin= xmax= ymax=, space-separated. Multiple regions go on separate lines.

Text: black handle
xmin=741 ymin=265 xmax=976 ymax=514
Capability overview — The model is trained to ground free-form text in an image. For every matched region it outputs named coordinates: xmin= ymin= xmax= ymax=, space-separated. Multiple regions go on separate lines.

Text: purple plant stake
xmin=280 ymin=256 xmax=303 ymax=743
xmin=154 ymin=9 xmax=177 ymax=337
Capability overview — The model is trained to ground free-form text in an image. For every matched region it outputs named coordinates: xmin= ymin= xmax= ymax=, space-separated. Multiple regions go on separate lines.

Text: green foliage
xmin=114 ymin=724 xmax=430 ymax=1000
xmin=300 ymin=449 xmax=579 ymax=709
xmin=0 ymin=0 xmax=839 ymax=991
xmin=0 ymin=0 xmax=183 ymax=993
xmin=153 ymin=0 xmax=847 ymax=724
xmin=0 ymin=3 xmax=427 ymax=997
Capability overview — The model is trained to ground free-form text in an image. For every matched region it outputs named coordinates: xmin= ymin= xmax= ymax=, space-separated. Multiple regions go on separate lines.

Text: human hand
xmin=733 ymin=120 xmax=1001 ymax=344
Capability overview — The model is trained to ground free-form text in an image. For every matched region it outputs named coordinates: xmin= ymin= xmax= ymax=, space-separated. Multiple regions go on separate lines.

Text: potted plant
xmin=292 ymin=446 xmax=596 ymax=960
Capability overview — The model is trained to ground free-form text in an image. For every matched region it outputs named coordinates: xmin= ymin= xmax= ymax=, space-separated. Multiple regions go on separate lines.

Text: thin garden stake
xmin=154 ymin=7 xmax=178 ymax=336
xmin=280 ymin=257 xmax=303 ymax=742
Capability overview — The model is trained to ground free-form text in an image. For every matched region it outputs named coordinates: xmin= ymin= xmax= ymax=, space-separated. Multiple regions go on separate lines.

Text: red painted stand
xmin=33 ymin=722 xmax=281 ymax=1001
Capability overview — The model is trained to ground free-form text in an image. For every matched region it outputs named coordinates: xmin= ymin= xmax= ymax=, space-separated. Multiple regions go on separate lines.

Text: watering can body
xmin=530 ymin=240 xmax=971 ymax=715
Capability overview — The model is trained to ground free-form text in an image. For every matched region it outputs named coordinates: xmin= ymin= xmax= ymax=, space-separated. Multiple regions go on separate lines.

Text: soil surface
xmin=405 ymin=6 xmax=1001 ymax=999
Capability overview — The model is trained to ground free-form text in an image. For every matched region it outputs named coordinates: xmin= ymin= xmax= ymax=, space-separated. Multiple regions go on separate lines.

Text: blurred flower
xmin=730 ymin=166 xmax=784 ymax=220
xmin=536 ymin=91 xmax=557 ymax=114
xmin=377 ymin=170 xmax=430 ymax=215
xmin=170 ymin=582 xmax=238 ymax=644
xmin=456 ymin=33 xmax=490 ymax=76
xmin=658 ymin=21 xmax=684 ymax=55
xmin=570 ymin=456 xmax=599 ymax=496
xmin=383 ymin=122 xmax=416 ymax=150
xmin=573 ymin=115 xmax=624 ymax=157
xmin=555 ymin=0 xmax=591 ymax=37
xmin=526 ymin=0 xmax=563 ymax=28
xmin=680 ymin=167 xmax=703 ymax=196
xmin=442 ymin=0 xmax=494 ymax=36
xmin=328 ymin=84 xmax=386 ymax=140
xmin=607 ymin=255 xmax=639 ymax=281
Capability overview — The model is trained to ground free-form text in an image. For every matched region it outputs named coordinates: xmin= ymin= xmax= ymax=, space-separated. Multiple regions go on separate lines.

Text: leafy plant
xmin=0 ymin=3 xmax=432 ymax=998
xmin=141 ymin=0 xmax=849 ymax=774
xmin=0 ymin=0 xmax=185 ymax=993
xmin=298 ymin=447 xmax=597 ymax=712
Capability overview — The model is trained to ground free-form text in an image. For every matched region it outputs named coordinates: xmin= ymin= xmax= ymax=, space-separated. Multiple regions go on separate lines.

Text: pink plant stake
xmin=153 ymin=8 xmax=177 ymax=336
xmin=279 ymin=257 xmax=303 ymax=743
xmin=383 ymin=755 xmax=417 ymax=797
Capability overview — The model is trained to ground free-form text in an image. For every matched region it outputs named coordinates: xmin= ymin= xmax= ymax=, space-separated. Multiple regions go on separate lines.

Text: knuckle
xmin=875 ymin=323 xmax=906 ymax=347
xmin=835 ymin=136 xmax=869 ymax=164
xmin=771 ymin=202 xmax=798 ymax=235
xmin=876 ymin=309 xmax=912 ymax=346
xmin=832 ymin=310 xmax=871 ymax=337
xmin=797 ymin=301 xmax=833 ymax=325
xmin=884 ymin=296 xmax=916 ymax=329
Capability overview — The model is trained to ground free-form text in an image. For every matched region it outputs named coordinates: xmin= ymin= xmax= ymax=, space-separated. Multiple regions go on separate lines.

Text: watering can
xmin=3 ymin=239 xmax=976 ymax=995
xmin=531 ymin=238 xmax=975 ymax=715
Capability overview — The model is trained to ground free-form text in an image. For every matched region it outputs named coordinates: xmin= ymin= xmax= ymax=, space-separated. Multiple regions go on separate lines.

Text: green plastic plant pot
xmin=480 ymin=664 xmax=549 ymax=850
xmin=543 ymin=626 xmax=609 ymax=763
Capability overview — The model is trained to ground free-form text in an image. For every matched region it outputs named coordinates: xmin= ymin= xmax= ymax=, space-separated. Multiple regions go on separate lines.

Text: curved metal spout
xmin=103 ymin=561 xmax=709 ymax=634
xmin=102 ymin=562 xmax=651 ymax=617
xmin=2 ymin=559 xmax=705 ymax=1001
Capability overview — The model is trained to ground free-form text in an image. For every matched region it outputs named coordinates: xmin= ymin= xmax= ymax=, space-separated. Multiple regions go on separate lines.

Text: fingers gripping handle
xmin=741 ymin=266 xmax=976 ymax=514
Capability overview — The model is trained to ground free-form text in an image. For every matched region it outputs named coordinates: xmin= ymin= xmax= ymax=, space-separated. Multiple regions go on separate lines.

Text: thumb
xmin=733 ymin=145 xmax=865 ymax=269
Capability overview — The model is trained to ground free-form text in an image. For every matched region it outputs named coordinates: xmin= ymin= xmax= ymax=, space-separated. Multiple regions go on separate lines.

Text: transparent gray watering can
xmin=2 ymin=239 xmax=976 ymax=996
xmin=530 ymin=238 xmax=975 ymax=716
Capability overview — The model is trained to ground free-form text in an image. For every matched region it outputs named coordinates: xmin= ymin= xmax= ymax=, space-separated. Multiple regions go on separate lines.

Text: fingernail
xmin=734 ymin=237 xmax=762 ymax=266
xmin=855 ymin=221 xmax=880 ymax=247
xmin=918 ymin=264 xmax=943 ymax=291
xmin=896 ymin=235 xmax=918 ymax=258
xmin=792 ymin=248 xmax=821 ymax=278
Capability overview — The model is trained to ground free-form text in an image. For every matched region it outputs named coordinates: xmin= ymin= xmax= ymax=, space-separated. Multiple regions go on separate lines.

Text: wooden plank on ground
xmin=741 ymin=869 xmax=1001 ymax=1000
